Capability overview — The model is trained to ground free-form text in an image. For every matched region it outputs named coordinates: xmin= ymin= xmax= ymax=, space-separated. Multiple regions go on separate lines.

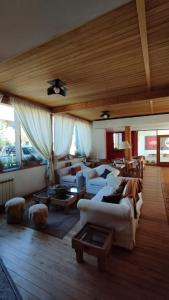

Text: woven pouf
xmin=5 ymin=197 xmax=26 ymax=224
xmin=29 ymin=204 xmax=48 ymax=229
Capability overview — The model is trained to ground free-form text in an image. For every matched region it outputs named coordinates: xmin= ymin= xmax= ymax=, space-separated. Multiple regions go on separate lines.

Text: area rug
xmin=22 ymin=202 xmax=80 ymax=239
xmin=0 ymin=257 xmax=23 ymax=300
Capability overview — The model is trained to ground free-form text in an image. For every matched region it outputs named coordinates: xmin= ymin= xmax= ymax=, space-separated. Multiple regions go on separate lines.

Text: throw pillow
xmin=100 ymin=169 xmax=111 ymax=179
xmin=102 ymin=194 xmax=121 ymax=204
xmin=102 ymin=182 xmax=125 ymax=204
xmin=88 ymin=169 xmax=97 ymax=179
xmin=70 ymin=166 xmax=81 ymax=176
xmin=119 ymin=179 xmax=128 ymax=189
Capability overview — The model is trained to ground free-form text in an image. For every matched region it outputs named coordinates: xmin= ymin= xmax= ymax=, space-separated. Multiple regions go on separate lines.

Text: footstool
xmin=5 ymin=197 xmax=26 ymax=224
xmin=29 ymin=204 xmax=48 ymax=229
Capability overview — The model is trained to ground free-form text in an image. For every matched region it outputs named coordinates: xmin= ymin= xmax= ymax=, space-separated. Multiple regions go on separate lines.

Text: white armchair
xmin=58 ymin=163 xmax=90 ymax=188
xmin=77 ymin=178 xmax=143 ymax=250
xmin=83 ymin=164 xmax=120 ymax=194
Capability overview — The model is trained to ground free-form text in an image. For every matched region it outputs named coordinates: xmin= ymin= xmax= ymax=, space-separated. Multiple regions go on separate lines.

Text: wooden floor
xmin=1 ymin=166 xmax=169 ymax=300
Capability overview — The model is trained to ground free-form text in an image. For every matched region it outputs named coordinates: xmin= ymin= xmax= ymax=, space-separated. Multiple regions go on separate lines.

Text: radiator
xmin=0 ymin=178 xmax=15 ymax=205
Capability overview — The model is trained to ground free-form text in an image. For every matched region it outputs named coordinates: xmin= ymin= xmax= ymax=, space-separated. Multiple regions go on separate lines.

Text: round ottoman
xmin=29 ymin=204 xmax=48 ymax=229
xmin=5 ymin=197 xmax=26 ymax=224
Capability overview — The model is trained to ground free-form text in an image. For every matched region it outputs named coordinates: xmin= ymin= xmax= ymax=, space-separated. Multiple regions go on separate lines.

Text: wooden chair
xmin=126 ymin=160 xmax=143 ymax=179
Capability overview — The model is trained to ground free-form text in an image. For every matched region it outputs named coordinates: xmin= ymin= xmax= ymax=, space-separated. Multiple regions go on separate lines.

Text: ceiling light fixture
xmin=100 ymin=111 xmax=110 ymax=119
xmin=47 ymin=79 xmax=67 ymax=96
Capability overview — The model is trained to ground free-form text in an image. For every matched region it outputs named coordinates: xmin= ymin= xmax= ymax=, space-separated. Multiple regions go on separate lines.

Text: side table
xmin=68 ymin=187 xmax=86 ymax=199
xmin=72 ymin=223 xmax=114 ymax=271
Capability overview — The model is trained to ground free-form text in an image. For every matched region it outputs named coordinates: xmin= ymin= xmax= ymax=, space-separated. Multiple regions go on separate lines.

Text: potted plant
xmin=23 ymin=155 xmax=42 ymax=168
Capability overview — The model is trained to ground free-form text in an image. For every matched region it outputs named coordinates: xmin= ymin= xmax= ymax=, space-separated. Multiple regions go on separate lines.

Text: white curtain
xmin=0 ymin=93 xmax=3 ymax=102
xmin=54 ymin=114 xmax=74 ymax=157
xmin=11 ymin=97 xmax=54 ymax=183
xmin=76 ymin=120 xmax=92 ymax=157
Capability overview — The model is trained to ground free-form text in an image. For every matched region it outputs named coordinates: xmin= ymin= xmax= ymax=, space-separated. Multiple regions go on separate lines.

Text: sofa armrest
xmin=58 ymin=166 xmax=70 ymax=176
xmin=77 ymin=199 xmax=132 ymax=220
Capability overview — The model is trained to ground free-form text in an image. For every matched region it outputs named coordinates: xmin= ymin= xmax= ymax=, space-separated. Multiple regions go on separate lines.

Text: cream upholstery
xmin=83 ymin=164 xmax=120 ymax=194
xmin=58 ymin=163 xmax=91 ymax=188
xmin=77 ymin=177 xmax=143 ymax=250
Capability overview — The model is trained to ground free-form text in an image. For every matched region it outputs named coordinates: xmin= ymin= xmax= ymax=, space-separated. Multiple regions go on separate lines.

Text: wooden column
xmin=125 ymin=126 xmax=131 ymax=160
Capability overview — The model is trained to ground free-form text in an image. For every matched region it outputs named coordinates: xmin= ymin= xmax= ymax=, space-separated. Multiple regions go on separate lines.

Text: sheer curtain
xmin=54 ymin=114 xmax=74 ymax=157
xmin=11 ymin=97 xmax=54 ymax=183
xmin=0 ymin=93 xmax=3 ymax=102
xmin=76 ymin=120 xmax=92 ymax=157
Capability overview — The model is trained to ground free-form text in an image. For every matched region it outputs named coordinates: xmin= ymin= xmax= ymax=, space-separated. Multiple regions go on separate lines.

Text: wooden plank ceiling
xmin=0 ymin=0 xmax=169 ymax=120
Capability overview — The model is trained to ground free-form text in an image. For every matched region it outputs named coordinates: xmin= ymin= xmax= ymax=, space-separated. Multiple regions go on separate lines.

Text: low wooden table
xmin=33 ymin=186 xmax=79 ymax=212
xmin=67 ymin=187 xmax=86 ymax=199
xmin=72 ymin=223 xmax=114 ymax=271
xmin=50 ymin=193 xmax=77 ymax=212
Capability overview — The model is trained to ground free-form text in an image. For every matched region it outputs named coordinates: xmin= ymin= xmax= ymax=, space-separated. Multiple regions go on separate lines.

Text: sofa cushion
xmin=89 ymin=177 xmax=106 ymax=186
xmin=88 ymin=169 xmax=97 ymax=179
xmin=95 ymin=164 xmax=113 ymax=176
xmin=100 ymin=169 xmax=111 ymax=179
xmin=62 ymin=175 xmax=76 ymax=183
xmin=107 ymin=168 xmax=120 ymax=177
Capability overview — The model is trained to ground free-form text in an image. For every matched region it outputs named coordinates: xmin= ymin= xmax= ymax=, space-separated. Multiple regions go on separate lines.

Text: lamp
xmin=100 ymin=111 xmax=110 ymax=119
xmin=119 ymin=141 xmax=131 ymax=162
xmin=119 ymin=141 xmax=131 ymax=150
xmin=47 ymin=79 xmax=67 ymax=96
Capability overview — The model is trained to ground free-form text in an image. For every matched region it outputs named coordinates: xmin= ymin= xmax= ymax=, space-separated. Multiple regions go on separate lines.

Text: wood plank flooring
xmin=0 ymin=166 xmax=169 ymax=300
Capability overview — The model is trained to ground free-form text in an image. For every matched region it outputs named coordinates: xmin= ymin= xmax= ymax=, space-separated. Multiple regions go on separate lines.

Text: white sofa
xmin=77 ymin=176 xmax=143 ymax=250
xmin=83 ymin=164 xmax=120 ymax=194
xmin=58 ymin=163 xmax=91 ymax=188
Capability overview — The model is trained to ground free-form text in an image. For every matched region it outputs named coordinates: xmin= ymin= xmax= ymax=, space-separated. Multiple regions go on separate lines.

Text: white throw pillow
xmin=88 ymin=169 xmax=97 ymax=179
xmin=107 ymin=168 xmax=120 ymax=177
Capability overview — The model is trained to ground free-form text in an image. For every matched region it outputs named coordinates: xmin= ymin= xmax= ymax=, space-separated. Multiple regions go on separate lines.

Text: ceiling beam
xmin=52 ymin=88 xmax=169 ymax=113
xmin=136 ymin=0 xmax=151 ymax=89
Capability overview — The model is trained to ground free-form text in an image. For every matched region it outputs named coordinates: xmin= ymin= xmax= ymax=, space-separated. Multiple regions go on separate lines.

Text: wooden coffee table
xmin=72 ymin=223 xmax=114 ymax=271
xmin=50 ymin=193 xmax=77 ymax=212
xmin=33 ymin=187 xmax=78 ymax=212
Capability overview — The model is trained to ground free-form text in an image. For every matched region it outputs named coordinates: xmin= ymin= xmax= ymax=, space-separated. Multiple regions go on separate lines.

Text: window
xmin=0 ymin=104 xmax=19 ymax=170
xmin=0 ymin=103 xmax=47 ymax=172
xmin=69 ymin=126 xmax=84 ymax=156
xmin=21 ymin=127 xmax=46 ymax=167
xmin=113 ymin=132 xmax=123 ymax=149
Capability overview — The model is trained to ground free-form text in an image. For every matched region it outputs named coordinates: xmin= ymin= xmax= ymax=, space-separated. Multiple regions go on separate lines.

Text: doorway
xmin=157 ymin=135 xmax=169 ymax=166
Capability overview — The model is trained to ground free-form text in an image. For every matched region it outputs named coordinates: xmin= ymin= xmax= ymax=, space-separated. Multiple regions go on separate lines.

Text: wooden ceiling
xmin=1 ymin=0 xmax=169 ymax=121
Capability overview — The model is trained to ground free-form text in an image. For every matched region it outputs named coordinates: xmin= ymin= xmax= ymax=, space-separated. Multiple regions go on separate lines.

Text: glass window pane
xmin=159 ymin=136 xmax=169 ymax=163
xmin=0 ymin=104 xmax=19 ymax=170
xmin=21 ymin=127 xmax=47 ymax=166
xmin=113 ymin=133 xmax=122 ymax=149
xmin=69 ymin=126 xmax=84 ymax=157
xmin=69 ymin=126 xmax=76 ymax=156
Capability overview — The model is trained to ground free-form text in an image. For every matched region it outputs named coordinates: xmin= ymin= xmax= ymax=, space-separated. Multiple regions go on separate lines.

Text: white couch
xmin=83 ymin=164 xmax=120 ymax=194
xmin=77 ymin=176 xmax=143 ymax=250
xmin=58 ymin=163 xmax=91 ymax=188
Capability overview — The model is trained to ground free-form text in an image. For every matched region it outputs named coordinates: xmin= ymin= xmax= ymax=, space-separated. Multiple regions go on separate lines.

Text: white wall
xmin=0 ymin=165 xmax=47 ymax=197
xmin=92 ymin=114 xmax=169 ymax=159
xmin=92 ymin=128 xmax=106 ymax=159
xmin=138 ymin=130 xmax=157 ymax=157
xmin=93 ymin=114 xmax=169 ymax=131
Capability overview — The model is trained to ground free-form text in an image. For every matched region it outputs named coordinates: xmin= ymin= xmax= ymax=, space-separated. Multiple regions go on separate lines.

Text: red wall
xmin=106 ymin=131 xmax=138 ymax=160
